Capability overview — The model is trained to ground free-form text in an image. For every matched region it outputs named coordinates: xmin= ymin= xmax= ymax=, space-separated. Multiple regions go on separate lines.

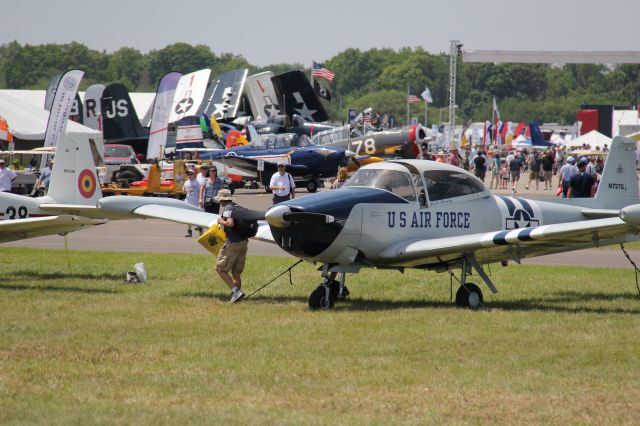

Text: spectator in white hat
xmin=269 ymin=161 xmax=295 ymax=205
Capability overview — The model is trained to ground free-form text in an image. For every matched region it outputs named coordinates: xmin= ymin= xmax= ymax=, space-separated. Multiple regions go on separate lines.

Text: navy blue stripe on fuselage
xmin=515 ymin=198 xmax=534 ymax=216
xmin=497 ymin=196 xmax=516 ymax=215
xmin=280 ymin=186 xmax=408 ymax=220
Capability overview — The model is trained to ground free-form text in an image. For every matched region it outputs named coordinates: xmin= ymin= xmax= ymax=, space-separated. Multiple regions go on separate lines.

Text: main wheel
xmin=308 ymin=285 xmax=334 ymax=310
xmin=306 ymin=180 xmax=319 ymax=193
xmin=455 ymin=283 xmax=483 ymax=309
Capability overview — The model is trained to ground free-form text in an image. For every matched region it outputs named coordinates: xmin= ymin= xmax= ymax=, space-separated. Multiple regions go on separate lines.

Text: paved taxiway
xmin=5 ymin=186 xmax=639 ymax=269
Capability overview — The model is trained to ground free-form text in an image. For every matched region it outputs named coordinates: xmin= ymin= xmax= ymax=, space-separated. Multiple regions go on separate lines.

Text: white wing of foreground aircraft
xmin=97 ymin=136 xmax=640 ymax=310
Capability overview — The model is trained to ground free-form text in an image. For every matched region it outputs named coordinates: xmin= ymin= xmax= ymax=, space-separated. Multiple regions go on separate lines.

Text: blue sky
xmin=2 ymin=0 xmax=639 ymax=66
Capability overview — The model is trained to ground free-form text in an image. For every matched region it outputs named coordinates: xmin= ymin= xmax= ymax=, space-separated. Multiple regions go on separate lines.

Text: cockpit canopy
xmin=344 ymin=163 xmax=487 ymax=204
xmin=250 ymin=133 xmax=313 ymax=150
xmin=344 ymin=169 xmax=417 ymax=202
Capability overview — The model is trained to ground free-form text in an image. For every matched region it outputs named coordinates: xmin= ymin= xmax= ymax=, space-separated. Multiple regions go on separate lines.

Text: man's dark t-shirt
xmin=569 ymin=172 xmax=594 ymax=198
xmin=473 ymin=155 xmax=486 ymax=176
xmin=542 ymin=155 xmax=554 ymax=171
xmin=222 ymin=203 xmax=248 ymax=242
xmin=530 ymin=156 xmax=541 ymax=172
xmin=510 ymin=157 xmax=523 ymax=171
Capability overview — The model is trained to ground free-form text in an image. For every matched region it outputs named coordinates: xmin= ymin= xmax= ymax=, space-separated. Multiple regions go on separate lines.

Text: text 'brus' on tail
xmin=594 ymin=136 xmax=639 ymax=209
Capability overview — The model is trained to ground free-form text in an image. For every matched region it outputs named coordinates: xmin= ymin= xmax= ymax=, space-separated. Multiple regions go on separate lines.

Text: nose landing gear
xmin=308 ymin=266 xmax=350 ymax=310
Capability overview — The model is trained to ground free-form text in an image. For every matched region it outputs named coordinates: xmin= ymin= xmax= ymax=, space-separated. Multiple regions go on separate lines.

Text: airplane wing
xmin=214 ymin=156 xmax=310 ymax=176
xmin=0 ymin=215 xmax=105 ymax=244
xmin=128 ymin=204 xmax=275 ymax=243
xmin=379 ymin=217 xmax=640 ymax=267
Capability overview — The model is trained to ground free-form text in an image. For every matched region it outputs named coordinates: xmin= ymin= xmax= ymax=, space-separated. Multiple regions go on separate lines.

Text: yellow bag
xmin=197 ymin=225 xmax=227 ymax=256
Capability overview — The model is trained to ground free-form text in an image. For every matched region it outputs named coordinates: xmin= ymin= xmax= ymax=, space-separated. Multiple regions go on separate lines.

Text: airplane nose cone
xmin=265 ymin=204 xmax=291 ymax=228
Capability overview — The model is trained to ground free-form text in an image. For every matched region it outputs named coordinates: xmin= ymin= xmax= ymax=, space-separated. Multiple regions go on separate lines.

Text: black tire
xmin=455 ymin=283 xmax=483 ymax=309
xmin=306 ymin=180 xmax=319 ymax=193
xmin=115 ymin=171 xmax=138 ymax=188
xmin=308 ymin=285 xmax=334 ymax=310
xmin=117 ymin=166 xmax=145 ymax=181
xmin=329 ymin=280 xmax=350 ymax=301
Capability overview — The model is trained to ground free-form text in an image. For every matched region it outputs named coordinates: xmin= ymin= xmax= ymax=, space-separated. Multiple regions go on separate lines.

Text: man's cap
xmin=567 ymin=156 xmax=575 ymax=164
xmin=186 ymin=169 xmax=195 ymax=174
xmin=277 ymin=161 xmax=286 ymax=167
xmin=578 ymin=158 xmax=589 ymax=167
xmin=214 ymin=188 xmax=234 ymax=202
xmin=0 ymin=159 xmax=5 ymax=164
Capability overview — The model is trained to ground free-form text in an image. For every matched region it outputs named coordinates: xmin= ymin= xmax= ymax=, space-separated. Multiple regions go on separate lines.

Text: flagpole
xmin=310 ymin=61 xmax=314 ymax=86
xmin=406 ymin=86 xmax=410 ymax=125
xmin=424 ymin=101 xmax=428 ymax=127
xmin=491 ymin=96 xmax=495 ymax=145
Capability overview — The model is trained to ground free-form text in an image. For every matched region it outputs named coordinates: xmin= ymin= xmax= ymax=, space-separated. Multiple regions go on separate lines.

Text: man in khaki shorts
xmin=215 ymin=189 xmax=249 ymax=303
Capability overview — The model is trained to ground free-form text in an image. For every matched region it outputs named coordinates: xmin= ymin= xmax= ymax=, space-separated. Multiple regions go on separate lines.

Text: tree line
xmin=1 ymin=41 xmax=639 ymax=126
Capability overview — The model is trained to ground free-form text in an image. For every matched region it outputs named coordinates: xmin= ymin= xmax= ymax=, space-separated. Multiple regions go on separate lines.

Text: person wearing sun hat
xmin=215 ymin=188 xmax=248 ymax=303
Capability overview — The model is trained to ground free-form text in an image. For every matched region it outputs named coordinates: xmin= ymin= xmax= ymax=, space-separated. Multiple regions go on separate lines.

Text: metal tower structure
xmin=447 ymin=40 xmax=461 ymax=147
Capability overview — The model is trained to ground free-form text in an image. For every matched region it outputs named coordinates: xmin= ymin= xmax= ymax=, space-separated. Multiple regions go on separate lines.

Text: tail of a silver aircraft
xmin=593 ymin=135 xmax=639 ymax=209
xmin=44 ymin=132 xmax=102 ymax=207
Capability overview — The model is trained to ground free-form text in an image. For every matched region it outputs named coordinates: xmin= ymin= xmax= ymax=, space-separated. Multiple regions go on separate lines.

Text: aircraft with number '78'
xmin=97 ymin=135 xmax=640 ymax=309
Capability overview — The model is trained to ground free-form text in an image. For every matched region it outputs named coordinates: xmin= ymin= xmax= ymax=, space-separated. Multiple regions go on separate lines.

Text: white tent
xmin=565 ymin=130 xmax=611 ymax=150
xmin=0 ymin=90 xmax=101 ymax=141
xmin=0 ymin=89 xmax=155 ymax=129
xmin=0 ymin=91 xmax=103 ymax=166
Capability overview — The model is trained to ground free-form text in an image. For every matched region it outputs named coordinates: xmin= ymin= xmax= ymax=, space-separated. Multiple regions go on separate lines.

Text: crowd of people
xmin=419 ymin=142 xmax=606 ymax=198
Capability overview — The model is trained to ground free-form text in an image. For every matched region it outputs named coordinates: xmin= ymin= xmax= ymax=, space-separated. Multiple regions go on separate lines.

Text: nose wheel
xmin=308 ymin=285 xmax=334 ymax=310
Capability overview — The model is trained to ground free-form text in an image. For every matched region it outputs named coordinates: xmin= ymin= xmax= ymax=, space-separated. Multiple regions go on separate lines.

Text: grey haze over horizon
xmin=2 ymin=0 xmax=639 ymax=67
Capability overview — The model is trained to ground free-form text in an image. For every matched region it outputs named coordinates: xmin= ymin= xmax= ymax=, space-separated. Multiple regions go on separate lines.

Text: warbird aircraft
xmin=98 ymin=136 xmax=640 ymax=309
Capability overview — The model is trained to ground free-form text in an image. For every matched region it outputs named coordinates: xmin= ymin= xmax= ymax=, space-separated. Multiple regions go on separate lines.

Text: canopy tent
xmin=565 ymin=130 xmax=611 ymax=150
xmin=0 ymin=91 xmax=103 ymax=164
xmin=0 ymin=89 xmax=155 ymax=130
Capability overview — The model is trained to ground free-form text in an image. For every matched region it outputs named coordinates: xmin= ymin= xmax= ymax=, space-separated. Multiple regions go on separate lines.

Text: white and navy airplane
xmin=97 ymin=135 xmax=640 ymax=309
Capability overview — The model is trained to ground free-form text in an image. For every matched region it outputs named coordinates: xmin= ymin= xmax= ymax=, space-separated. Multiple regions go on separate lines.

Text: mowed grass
xmin=1 ymin=248 xmax=639 ymax=425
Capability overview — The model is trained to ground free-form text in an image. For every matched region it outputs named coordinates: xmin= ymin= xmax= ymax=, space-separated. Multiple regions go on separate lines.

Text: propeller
xmin=231 ymin=208 xmax=266 ymax=221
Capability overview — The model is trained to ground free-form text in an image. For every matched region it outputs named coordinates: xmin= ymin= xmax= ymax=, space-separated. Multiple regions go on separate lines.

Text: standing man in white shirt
xmin=269 ymin=161 xmax=295 ymax=205
xmin=182 ymin=168 xmax=201 ymax=237
xmin=0 ymin=159 xmax=16 ymax=192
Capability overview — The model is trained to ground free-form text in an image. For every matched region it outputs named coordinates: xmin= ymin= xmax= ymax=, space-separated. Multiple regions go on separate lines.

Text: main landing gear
xmin=455 ymin=256 xmax=497 ymax=309
xmin=308 ymin=265 xmax=349 ymax=310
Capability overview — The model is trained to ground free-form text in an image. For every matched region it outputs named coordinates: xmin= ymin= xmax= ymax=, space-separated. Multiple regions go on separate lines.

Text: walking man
xmin=215 ymin=189 xmax=248 ymax=303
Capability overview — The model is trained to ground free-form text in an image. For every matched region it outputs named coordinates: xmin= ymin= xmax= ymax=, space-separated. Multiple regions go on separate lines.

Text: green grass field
xmin=1 ymin=247 xmax=639 ymax=425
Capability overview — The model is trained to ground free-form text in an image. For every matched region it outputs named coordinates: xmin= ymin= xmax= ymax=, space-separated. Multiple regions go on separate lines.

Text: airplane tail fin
xmin=246 ymin=125 xmax=259 ymax=142
xmin=46 ymin=132 xmax=102 ymax=206
xmin=594 ymin=136 xmax=639 ymax=208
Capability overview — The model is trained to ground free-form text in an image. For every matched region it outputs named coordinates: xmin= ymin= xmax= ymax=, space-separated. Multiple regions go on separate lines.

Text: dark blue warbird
xmin=199 ymin=133 xmax=353 ymax=192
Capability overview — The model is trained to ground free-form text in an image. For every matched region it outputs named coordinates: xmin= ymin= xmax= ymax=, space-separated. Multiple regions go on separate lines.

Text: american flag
xmin=312 ymin=61 xmax=335 ymax=82
xmin=408 ymin=92 xmax=420 ymax=104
